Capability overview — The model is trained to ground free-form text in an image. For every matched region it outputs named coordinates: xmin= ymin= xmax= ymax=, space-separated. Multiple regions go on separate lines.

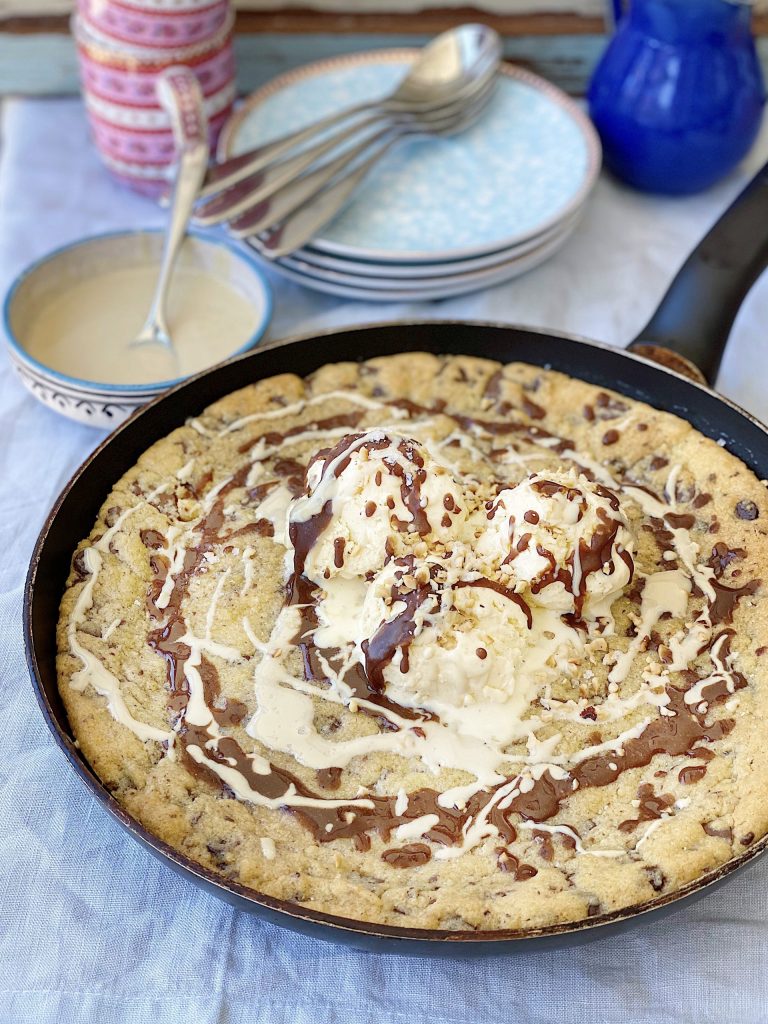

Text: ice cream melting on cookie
xmin=478 ymin=472 xmax=635 ymax=617
xmin=282 ymin=436 xmax=635 ymax=720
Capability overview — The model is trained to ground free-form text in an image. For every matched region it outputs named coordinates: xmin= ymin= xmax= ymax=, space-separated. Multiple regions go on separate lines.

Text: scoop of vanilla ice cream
xmin=380 ymin=579 xmax=530 ymax=711
xmin=288 ymin=431 xmax=468 ymax=584
xmin=312 ymin=557 xmax=435 ymax=653
xmin=475 ymin=471 xmax=635 ymax=617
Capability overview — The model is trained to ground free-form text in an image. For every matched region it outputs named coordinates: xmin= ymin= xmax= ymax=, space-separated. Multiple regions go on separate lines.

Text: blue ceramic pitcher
xmin=588 ymin=0 xmax=765 ymax=194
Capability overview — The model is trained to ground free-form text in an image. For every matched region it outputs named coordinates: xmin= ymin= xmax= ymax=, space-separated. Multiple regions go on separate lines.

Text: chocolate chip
xmin=646 ymin=867 xmax=667 ymax=892
xmin=382 ymin=843 xmax=431 ymax=868
xmin=678 ymin=765 xmax=707 ymax=784
xmin=703 ymin=823 xmax=733 ymax=841
xmin=523 ymin=397 xmax=546 ymax=420
xmin=206 ymin=840 xmax=231 ymax=868
xmin=104 ymin=505 xmax=123 ymax=527
xmin=736 ymin=500 xmax=759 ymax=521
xmin=316 ymin=766 xmax=342 ymax=790
xmin=71 ymin=550 xmax=90 ymax=581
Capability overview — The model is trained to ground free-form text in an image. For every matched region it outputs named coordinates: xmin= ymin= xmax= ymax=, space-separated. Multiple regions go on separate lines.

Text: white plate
xmin=277 ymin=213 xmax=578 ymax=293
xmin=221 ymin=53 xmax=600 ymax=264
xmin=287 ymin=208 xmax=583 ymax=279
xmin=269 ymin=219 xmax=576 ymax=302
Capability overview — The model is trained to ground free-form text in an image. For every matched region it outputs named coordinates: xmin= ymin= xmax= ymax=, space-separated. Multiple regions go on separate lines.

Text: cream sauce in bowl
xmin=6 ymin=230 xmax=272 ymax=393
xmin=25 ymin=263 xmax=261 ymax=386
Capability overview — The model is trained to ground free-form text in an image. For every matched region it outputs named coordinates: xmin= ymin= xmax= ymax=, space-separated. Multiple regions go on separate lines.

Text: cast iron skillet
xmin=25 ymin=162 xmax=768 ymax=955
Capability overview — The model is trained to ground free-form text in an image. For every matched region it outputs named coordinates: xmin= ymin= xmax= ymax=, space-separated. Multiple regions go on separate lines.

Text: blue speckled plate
xmin=220 ymin=52 xmax=601 ymax=264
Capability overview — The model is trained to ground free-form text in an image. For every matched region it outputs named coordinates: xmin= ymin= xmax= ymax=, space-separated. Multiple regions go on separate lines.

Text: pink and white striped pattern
xmin=72 ymin=1 xmax=235 ymax=196
xmin=78 ymin=0 xmax=230 ymax=49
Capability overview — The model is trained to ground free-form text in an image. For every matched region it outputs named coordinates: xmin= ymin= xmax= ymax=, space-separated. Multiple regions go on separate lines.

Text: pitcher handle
xmin=606 ymin=0 xmax=627 ymax=29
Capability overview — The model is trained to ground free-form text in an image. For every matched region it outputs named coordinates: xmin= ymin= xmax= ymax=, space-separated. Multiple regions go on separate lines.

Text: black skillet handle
xmin=627 ymin=159 xmax=768 ymax=387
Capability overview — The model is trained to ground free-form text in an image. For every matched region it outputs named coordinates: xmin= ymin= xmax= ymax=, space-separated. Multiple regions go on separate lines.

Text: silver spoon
xmin=195 ymin=68 xmax=498 ymax=230
xmin=131 ymin=67 xmax=209 ymax=352
xmin=254 ymin=84 xmax=496 ymax=259
xmin=228 ymin=78 xmax=497 ymax=241
xmin=199 ymin=23 xmax=502 ymax=200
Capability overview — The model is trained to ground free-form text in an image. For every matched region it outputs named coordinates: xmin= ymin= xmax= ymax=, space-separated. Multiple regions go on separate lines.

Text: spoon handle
xmin=140 ymin=68 xmax=210 ymax=341
xmin=194 ymin=113 xmax=386 ymax=226
xmin=229 ymin=124 xmax=394 ymax=237
xmin=254 ymin=90 xmax=493 ymax=259
xmin=199 ymin=100 xmax=377 ymax=198
xmin=257 ymin=135 xmax=400 ymax=259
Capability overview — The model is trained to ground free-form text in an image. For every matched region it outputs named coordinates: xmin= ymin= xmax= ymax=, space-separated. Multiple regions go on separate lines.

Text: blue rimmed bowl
xmin=3 ymin=228 xmax=272 ymax=429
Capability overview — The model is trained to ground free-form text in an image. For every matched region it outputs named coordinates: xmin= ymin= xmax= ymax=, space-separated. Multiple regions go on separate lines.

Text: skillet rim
xmin=24 ymin=319 xmax=768 ymax=948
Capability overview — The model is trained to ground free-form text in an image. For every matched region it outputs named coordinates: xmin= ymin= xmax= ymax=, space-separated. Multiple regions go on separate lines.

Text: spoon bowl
xmin=195 ymin=70 xmax=499 ymax=231
xmin=392 ymin=23 xmax=502 ymax=105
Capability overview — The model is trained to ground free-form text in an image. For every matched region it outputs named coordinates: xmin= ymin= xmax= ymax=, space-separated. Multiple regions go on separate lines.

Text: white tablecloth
xmin=3 ymin=96 xmax=768 ymax=1024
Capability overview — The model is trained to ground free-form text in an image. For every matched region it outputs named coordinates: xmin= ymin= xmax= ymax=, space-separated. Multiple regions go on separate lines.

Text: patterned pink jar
xmin=77 ymin=0 xmax=230 ymax=50
xmin=86 ymin=97 xmax=232 ymax=163
xmin=76 ymin=32 xmax=235 ymax=107
xmin=72 ymin=5 xmax=235 ymax=196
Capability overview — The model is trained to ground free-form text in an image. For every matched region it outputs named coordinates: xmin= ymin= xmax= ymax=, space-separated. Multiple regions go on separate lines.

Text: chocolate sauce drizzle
xmin=290 ymin=571 xmax=436 ymax=728
xmin=454 ymin=578 xmax=532 ymax=629
xmin=499 ymin=478 xmax=633 ymax=620
xmin=507 ymin=687 xmax=735 ymax=823
xmin=618 ymin=784 xmax=675 ymax=832
xmin=237 ymin=411 xmax=365 ymax=455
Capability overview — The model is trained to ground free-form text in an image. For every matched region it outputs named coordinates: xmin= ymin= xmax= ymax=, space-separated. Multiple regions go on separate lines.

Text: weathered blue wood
xmin=0 ymin=34 xmax=81 ymax=96
xmin=232 ymin=32 xmax=611 ymax=95
xmin=4 ymin=30 xmax=768 ymax=98
xmin=0 ymin=30 xmax=607 ymax=97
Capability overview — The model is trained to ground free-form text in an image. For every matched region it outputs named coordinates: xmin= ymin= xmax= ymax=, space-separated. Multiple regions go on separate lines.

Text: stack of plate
xmin=219 ymin=53 xmax=601 ymax=302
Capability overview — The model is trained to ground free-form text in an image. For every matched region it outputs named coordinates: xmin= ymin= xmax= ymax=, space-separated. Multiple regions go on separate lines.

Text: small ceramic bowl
xmin=77 ymin=0 xmax=231 ymax=50
xmin=3 ymin=229 xmax=272 ymax=429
